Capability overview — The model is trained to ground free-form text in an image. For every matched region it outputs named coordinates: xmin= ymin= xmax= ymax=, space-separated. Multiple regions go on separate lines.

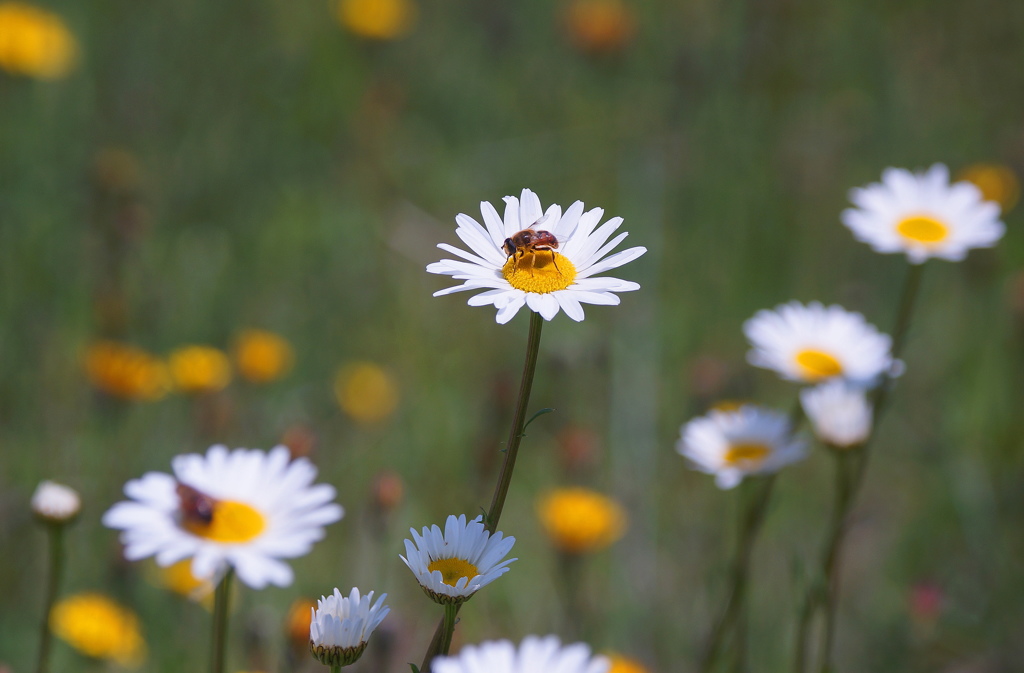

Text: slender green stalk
xmin=211 ymin=568 xmax=235 ymax=673
xmin=701 ymin=475 xmax=777 ymax=673
xmin=419 ymin=311 xmax=546 ymax=673
xmin=439 ymin=604 xmax=459 ymax=656
xmin=35 ymin=524 xmax=66 ymax=673
xmin=330 ymin=666 xmax=341 ymax=673
xmin=556 ymin=552 xmax=586 ymax=641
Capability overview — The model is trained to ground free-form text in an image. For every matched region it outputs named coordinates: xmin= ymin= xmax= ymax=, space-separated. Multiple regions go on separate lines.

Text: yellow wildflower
xmin=607 ymin=653 xmax=652 ymax=673
xmin=957 ymin=163 xmax=1020 ymax=213
xmin=84 ymin=341 xmax=169 ymax=401
xmin=537 ymin=487 xmax=627 ymax=554
xmin=285 ymin=598 xmax=316 ymax=653
xmin=334 ymin=361 xmax=399 ymax=425
xmin=563 ymin=0 xmax=636 ymax=55
xmin=50 ymin=593 xmax=145 ymax=666
xmin=0 ymin=2 xmax=76 ymax=79
xmin=168 ymin=345 xmax=231 ymax=394
xmin=155 ymin=559 xmax=215 ymax=604
xmin=233 ymin=329 xmax=294 ymax=384
xmin=337 ymin=0 xmax=416 ymax=40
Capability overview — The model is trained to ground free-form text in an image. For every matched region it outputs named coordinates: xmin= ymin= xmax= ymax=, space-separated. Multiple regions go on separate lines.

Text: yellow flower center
xmin=183 ymin=500 xmax=266 ymax=543
xmin=502 ymin=251 xmax=577 ymax=294
xmin=427 ymin=557 xmax=479 ymax=587
xmin=895 ymin=215 xmax=950 ymax=244
xmin=723 ymin=443 xmax=771 ymax=467
xmin=794 ymin=349 xmax=843 ymax=380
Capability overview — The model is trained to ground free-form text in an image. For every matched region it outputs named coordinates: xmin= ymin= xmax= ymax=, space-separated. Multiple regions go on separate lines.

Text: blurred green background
xmin=2 ymin=0 xmax=1023 ymax=671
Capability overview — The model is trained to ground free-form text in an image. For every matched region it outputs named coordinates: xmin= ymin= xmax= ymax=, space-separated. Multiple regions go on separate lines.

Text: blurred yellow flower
xmin=0 ymin=2 xmax=76 ymax=79
xmin=334 ymin=361 xmax=399 ymax=424
xmin=84 ymin=341 xmax=169 ymax=401
xmin=537 ymin=487 xmax=627 ymax=554
xmin=233 ymin=329 xmax=294 ymax=384
xmin=563 ymin=0 xmax=636 ymax=55
xmin=957 ymin=163 xmax=1020 ymax=213
xmin=50 ymin=593 xmax=146 ymax=666
xmin=337 ymin=0 xmax=416 ymax=40
xmin=156 ymin=559 xmax=215 ymax=604
xmin=169 ymin=345 xmax=232 ymax=394
xmin=607 ymin=653 xmax=651 ymax=673
xmin=285 ymin=597 xmax=317 ymax=653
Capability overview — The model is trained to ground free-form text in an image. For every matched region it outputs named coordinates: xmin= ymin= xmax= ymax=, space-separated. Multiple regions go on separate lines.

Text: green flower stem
xmin=439 ymin=604 xmax=459 ymax=656
xmin=701 ymin=475 xmax=777 ymax=673
xmin=557 ymin=552 xmax=586 ymax=641
xmin=330 ymin=666 xmax=341 ymax=673
xmin=419 ymin=311 xmax=546 ymax=673
xmin=211 ymin=568 xmax=235 ymax=673
xmin=35 ymin=523 xmax=67 ymax=673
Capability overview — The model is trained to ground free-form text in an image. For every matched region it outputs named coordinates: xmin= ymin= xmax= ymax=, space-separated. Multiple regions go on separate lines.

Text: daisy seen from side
xmin=433 ymin=635 xmax=610 ymax=673
xmin=800 ymin=379 xmax=873 ymax=449
xmin=309 ymin=587 xmax=390 ymax=668
xmin=102 ymin=445 xmax=344 ymax=589
xmin=677 ymin=405 xmax=807 ymax=489
xmin=400 ymin=514 xmax=516 ymax=605
xmin=841 ymin=164 xmax=1005 ymax=264
xmin=427 ymin=188 xmax=646 ymax=324
xmin=743 ymin=301 xmax=893 ymax=385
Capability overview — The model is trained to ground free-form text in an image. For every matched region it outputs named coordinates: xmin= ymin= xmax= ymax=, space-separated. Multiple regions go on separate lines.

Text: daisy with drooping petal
xmin=103 ymin=445 xmax=344 ymax=589
xmin=400 ymin=514 xmax=516 ymax=605
xmin=676 ymin=405 xmax=807 ymax=489
xmin=800 ymin=379 xmax=873 ymax=449
xmin=309 ymin=587 xmax=390 ymax=668
xmin=427 ymin=188 xmax=646 ymax=324
xmin=743 ymin=301 xmax=893 ymax=384
xmin=841 ymin=164 xmax=1005 ymax=264
xmin=433 ymin=635 xmax=610 ymax=673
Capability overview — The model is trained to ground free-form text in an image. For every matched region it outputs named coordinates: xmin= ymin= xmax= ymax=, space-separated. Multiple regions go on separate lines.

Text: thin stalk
xmin=211 ymin=568 xmax=234 ymax=673
xmin=419 ymin=311 xmax=546 ymax=673
xmin=439 ymin=604 xmax=459 ymax=656
xmin=330 ymin=666 xmax=341 ymax=673
xmin=35 ymin=524 xmax=66 ymax=673
xmin=701 ymin=475 xmax=777 ymax=673
xmin=556 ymin=552 xmax=586 ymax=641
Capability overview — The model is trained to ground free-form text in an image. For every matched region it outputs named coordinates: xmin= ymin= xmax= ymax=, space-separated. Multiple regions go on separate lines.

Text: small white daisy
xmin=32 ymin=480 xmax=81 ymax=523
xmin=102 ymin=445 xmax=344 ymax=589
xmin=743 ymin=301 xmax=892 ymax=384
xmin=427 ymin=188 xmax=646 ymax=324
xmin=400 ymin=514 xmax=516 ymax=605
xmin=433 ymin=635 xmax=610 ymax=673
xmin=676 ymin=405 xmax=807 ymax=489
xmin=841 ymin=164 xmax=1005 ymax=264
xmin=800 ymin=379 xmax=873 ymax=449
xmin=309 ymin=587 xmax=389 ymax=668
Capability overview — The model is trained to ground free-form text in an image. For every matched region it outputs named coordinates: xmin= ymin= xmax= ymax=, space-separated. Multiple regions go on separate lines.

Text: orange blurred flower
xmin=50 ymin=593 xmax=146 ymax=666
xmin=84 ymin=341 xmax=169 ymax=401
xmin=957 ymin=163 xmax=1020 ymax=213
xmin=285 ymin=597 xmax=317 ymax=653
xmin=537 ymin=487 xmax=627 ymax=554
xmin=169 ymin=345 xmax=232 ymax=394
xmin=233 ymin=329 xmax=294 ymax=384
xmin=563 ymin=0 xmax=636 ymax=55
xmin=607 ymin=653 xmax=652 ymax=673
xmin=0 ymin=2 xmax=76 ymax=79
xmin=337 ymin=0 xmax=416 ymax=40
xmin=334 ymin=361 xmax=399 ymax=425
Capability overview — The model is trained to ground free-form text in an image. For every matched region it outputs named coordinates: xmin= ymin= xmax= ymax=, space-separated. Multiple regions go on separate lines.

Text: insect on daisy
xmin=102 ymin=445 xmax=344 ymax=589
xmin=400 ymin=514 xmax=516 ymax=605
xmin=427 ymin=188 xmax=646 ymax=324
xmin=841 ymin=164 xmax=1005 ymax=264
xmin=432 ymin=635 xmax=610 ymax=673
xmin=743 ymin=301 xmax=893 ymax=385
xmin=676 ymin=405 xmax=807 ymax=489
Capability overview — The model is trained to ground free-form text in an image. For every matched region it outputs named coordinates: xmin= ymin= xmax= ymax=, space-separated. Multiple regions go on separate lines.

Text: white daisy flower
xmin=841 ymin=164 xmax=1005 ymax=264
xmin=102 ymin=445 xmax=344 ymax=589
xmin=309 ymin=587 xmax=389 ymax=668
xmin=427 ymin=188 xmax=647 ymax=324
xmin=32 ymin=480 xmax=81 ymax=523
xmin=433 ymin=635 xmax=610 ymax=673
xmin=800 ymin=379 xmax=873 ymax=449
xmin=676 ymin=405 xmax=807 ymax=489
xmin=743 ymin=301 xmax=893 ymax=384
xmin=400 ymin=514 xmax=516 ymax=605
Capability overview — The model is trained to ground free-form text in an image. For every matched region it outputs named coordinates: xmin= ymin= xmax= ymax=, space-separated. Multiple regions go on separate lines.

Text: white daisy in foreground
xmin=842 ymin=164 xmax=1005 ymax=264
xmin=427 ymin=188 xmax=646 ymax=324
xmin=400 ymin=514 xmax=516 ymax=605
xmin=309 ymin=587 xmax=389 ymax=668
xmin=677 ymin=405 xmax=807 ymax=489
xmin=433 ymin=635 xmax=610 ymax=673
xmin=744 ymin=301 xmax=892 ymax=384
xmin=801 ymin=379 xmax=873 ymax=449
xmin=32 ymin=480 xmax=81 ymax=523
xmin=103 ymin=445 xmax=344 ymax=589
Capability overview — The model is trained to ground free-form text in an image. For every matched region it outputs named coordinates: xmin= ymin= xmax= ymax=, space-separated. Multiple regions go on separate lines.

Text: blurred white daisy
xmin=102 ymin=445 xmax=344 ymax=589
xmin=400 ymin=514 xmax=516 ymax=605
xmin=744 ymin=301 xmax=892 ymax=384
xmin=842 ymin=164 xmax=1005 ymax=264
xmin=800 ymin=379 xmax=873 ymax=449
xmin=309 ymin=587 xmax=389 ymax=668
xmin=676 ymin=405 xmax=807 ymax=489
xmin=427 ymin=188 xmax=646 ymax=324
xmin=32 ymin=480 xmax=81 ymax=523
xmin=433 ymin=635 xmax=610 ymax=673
